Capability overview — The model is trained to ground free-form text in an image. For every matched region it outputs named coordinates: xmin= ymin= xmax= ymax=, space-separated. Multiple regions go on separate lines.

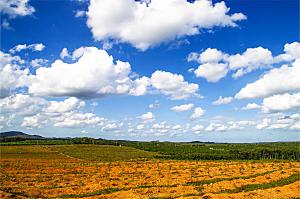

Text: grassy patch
xmin=49 ymin=144 xmax=157 ymax=162
xmin=218 ymin=172 xmax=300 ymax=194
xmin=59 ymin=187 xmax=127 ymax=198
xmin=186 ymin=170 xmax=276 ymax=186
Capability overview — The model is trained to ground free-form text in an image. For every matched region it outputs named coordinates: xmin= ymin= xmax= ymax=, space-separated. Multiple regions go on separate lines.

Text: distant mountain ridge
xmin=0 ymin=131 xmax=44 ymax=139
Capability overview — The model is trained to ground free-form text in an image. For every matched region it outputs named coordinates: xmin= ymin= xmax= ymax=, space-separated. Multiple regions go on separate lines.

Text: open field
xmin=0 ymin=145 xmax=299 ymax=198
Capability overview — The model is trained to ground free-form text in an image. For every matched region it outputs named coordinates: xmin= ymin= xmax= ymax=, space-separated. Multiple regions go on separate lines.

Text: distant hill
xmin=0 ymin=131 xmax=44 ymax=139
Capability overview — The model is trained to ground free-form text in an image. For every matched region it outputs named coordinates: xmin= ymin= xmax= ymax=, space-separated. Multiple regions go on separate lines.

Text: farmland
xmin=0 ymin=144 xmax=299 ymax=198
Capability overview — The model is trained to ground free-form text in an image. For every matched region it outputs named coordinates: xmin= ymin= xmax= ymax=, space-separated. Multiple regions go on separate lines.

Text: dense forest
xmin=1 ymin=135 xmax=299 ymax=161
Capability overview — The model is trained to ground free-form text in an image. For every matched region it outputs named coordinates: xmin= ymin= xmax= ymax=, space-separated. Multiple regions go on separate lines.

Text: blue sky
xmin=0 ymin=0 xmax=299 ymax=142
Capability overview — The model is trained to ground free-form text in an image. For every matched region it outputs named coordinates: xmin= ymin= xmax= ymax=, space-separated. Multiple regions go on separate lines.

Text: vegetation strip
xmin=56 ymin=170 xmax=281 ymax=198
xmin=217 ymin=172 xmax=300 ymax=194
xmin=186 ymin=170 xmax=276 ymax=186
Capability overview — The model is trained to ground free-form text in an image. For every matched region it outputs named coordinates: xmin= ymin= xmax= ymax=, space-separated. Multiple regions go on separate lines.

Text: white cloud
xmin=227 ymin=47 xmax=273 ymax=78
xmin=75 ymin=10 xmax=85 ymax=17
xmin=190 ymin=107 xmax=205 ymax=120
xmin=149 ymin=101 xmax=159 ymax=109
xmin=242 ymin=103 xmax=261 ymax=110
xmin=29 ymin=47 xmax=150 ymax=98
xmin=87 ymin=0 xmax=246 ymax=50
xmin=255 ymin=114 xmax=300 ymax=131
xmin=138 ymin=112 xmax=155 ymax=123
xmin=194 ymin=62 xmax=228 ymax=82
xmin=235 ymin=59 xmax=300 ymax=99
xmin=60 ymin=48 xmax=70 ymax=59
xmin=136 ymin=124 xmax=144 ymax=130
xmin=262 ymin=92 xmax=300 ymax=113
xmin=0 ymin=94 xmax=47 ymax=116
xmin=189 ymin=42 xmax=300 ymax=81
xmin=151 ymin=70 xmax=199 ymax=100
xmin=21 ymin=115 xmax=43 ymax=129
xmin=171 ymin=103 xmax=194 ymax=112
xmin=44 ymin=97 xmax=85 ymax=114
xmin=172 ymin=124 xmax=182 ymax=130
xmin=0 ymin=0 xmax=35 ymax=17
xmin=212 ymin=96 xmax=233 ymax=105
xmin=0 ymin=51 xmax=29 ymax=98
xmin=9 ymin=43 xmax=45 ymax=54
xmin=30 ymin=58 xmax=48 ymax=68
xmin=55 ymin=112 xmax=105 ymax=128
xmin=0 ymin=64 xmax=29 ymax=98
xmin=205 ymin=123 xmax=226 ymax=131
xmin=191 ymin=124 xmax=204 ymax=134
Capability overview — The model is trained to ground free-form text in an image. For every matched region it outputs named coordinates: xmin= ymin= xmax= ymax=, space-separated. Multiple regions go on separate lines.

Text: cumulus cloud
xmin=0 ymin=0 xmax=35 ymax=17
xmin=235 ymin=59 xmax=300 ymax=99
xmin=149 ymin=101 xmax=160 ymax=109
xmin=190 ymin=107 xmax=205 ymax=120
xmin=60 ymin=48 xmax=70 ymax=59
xmin=9 ymin=43 xmax=45 ymax=54
xmin=86 ymin=0 xmax=246 ymax=50
xmin=0 ymin=50 xmax=30 ymax=98
xmin=205 ymin=123 xmax=226 ymax=131
xmin=189 ymin=42 xmax=300 ymax=81
xmin=262 ymin=93 xmax=300 ymax=113
xmin=30 ymin=58 xmax=48 ymax=68
xmin=194 ymin=62 xmax=228 ymax=82
xmin=0 ymin=94 xmax=47 ymax=116
xmin=28 ymin=47 xmax=150 ymax=98
xmin=171 ymin=103 xmax=194 ymax=112
xmin=75 ymin=10 xmax=85 ymax=18
xmin=256 ymin=114 xmax=300 ymax=131
xmin=191 ymin=124 xmax=204 ymax=134
xmin=138 ymin=112 xmax=155 ymax=123
xmin=21 ymin=115 xmax=44 ymax=129
xmin=242 ymin=103 xmax=261 ymax=110
xmin=212 ymin=96 xmax=233 ymax=105
xmin=54 ymin=112 xmax=105 ymax=128
xmin=151 ymin=70 xmax=199 ymax=100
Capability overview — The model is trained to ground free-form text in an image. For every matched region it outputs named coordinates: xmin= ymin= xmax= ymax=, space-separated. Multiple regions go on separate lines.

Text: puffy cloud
xmin=0 ymin=94 xmax=47 ymax=116
xmin=55 ymin=112 xmax=105 ymax=128
xmin=30 ymin=58 xmax=48 ymax=68
xmin=171 ymin=103 xmax=194 ymax=112
xmin=172 ymin=124 xmax=182 ymax=130
xmin=136 ymin=124 xmax=145 ymax=130
xmin=212 ymin=96 xmax=233 ymax=105
xmin=102 ymin=122 xmax=123 ymax=132
xmin=190 ymin=107 xmax=205 ymax=120
xmin=151 ymin=70 xmax=199 ymax=100
xmin=235 ymin=59 xmax=300 ymax=99
xmin=275 ymin=42 xmax=300 ymax=62
xmin=194 ymin=62 xmax=228 ymax=82
xmin=87 ymin=0 xmax=246 ymax=50
xmin=60 ymin=48 xmax=70 ymax=59
xmin=9 ymin=43 xmax=45 ymax=54
xmin=44 ymin=97 xmax=85 ymax=114
xmin=256 ymin=114 xmax=300 ymax=131
xmin=189 ymin=42 xmax=300 ymax=81
xmin=21 ymin=115 xmax=44 ymax=129
xmin=262 ymin=93 xmax=300 ymax=113
xmin=75 ymin=10 xmax=85 ymax=17
xmin=0 ymin=0 xmax=35 ymax=17
xmin=28 ymin=47 xmax=150 ymax=98
xmin=191 ymin=124 xmax=204 ymax=134
xmin=138 ymin=112 xmax=155 ymax=123
xmin=242 ymin=103 xmax=261 ymax=110
xmin=227 ymin=120 xmax=255 ymax=130
xmin=0 ymin=64 xmax=29 ymax=98
xmin=227 ymin=47 xmax=273 ymax=78
xmin=205 ymin=123 xmax=226 ymax=131
xmin=149 ymin=101 xmax=159 ymax=109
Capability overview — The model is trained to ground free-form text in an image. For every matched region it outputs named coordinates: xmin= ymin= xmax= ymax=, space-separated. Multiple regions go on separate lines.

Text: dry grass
xmin=0 ymin=145 xmax=299 ymax=198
